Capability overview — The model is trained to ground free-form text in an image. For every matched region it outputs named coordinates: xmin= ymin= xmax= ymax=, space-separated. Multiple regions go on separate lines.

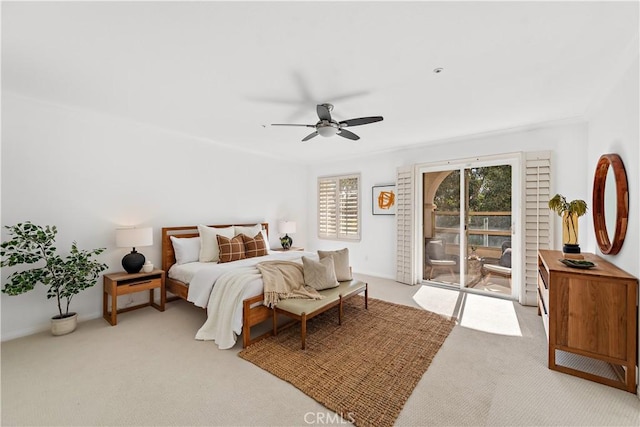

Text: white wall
xmin=1 ymin=93 xmax=308 ymax=340
xmin=306 ymin=121 xmax=589 ymax=279
xmin=584 ymin=50 xmax=639 ymax=396
xmin=585 ymin=54 xmax=639 ymax=277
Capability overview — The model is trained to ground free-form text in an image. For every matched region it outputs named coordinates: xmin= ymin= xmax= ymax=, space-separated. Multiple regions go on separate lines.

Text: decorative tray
xmin=560 ymin=259 xmax=596 ymax=269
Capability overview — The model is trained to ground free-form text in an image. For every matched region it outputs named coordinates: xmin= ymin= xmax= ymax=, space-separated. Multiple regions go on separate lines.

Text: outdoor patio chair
xmin=425 ymin=239 xmax=457 ymax=280
xmin=483 ymin=241 xmax=511 ymax=281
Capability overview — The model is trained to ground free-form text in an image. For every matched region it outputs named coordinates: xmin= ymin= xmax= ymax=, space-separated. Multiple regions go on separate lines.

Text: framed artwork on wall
xmin=372 ymin=184 xmax=396 ymax=215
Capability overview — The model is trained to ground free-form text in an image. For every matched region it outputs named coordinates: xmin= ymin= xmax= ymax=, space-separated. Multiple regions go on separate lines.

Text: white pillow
xmin=197 ymin=225 xmax=235 ymax=262
xmin=235 ymin=224 xmax=270 ymax=251
xmin=260 ymin=229 xmax=271 ymax=251
xmin=170 ymin=236 xmax=201 ymax=265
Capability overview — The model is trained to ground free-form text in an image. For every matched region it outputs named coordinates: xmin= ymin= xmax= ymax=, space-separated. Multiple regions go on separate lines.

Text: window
xmin=318 ymin=174 xmax=360 ymax=241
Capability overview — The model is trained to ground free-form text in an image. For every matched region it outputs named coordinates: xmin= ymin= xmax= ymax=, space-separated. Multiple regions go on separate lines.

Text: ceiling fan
xmin=271 ymin=104 xmax=383 ymax=142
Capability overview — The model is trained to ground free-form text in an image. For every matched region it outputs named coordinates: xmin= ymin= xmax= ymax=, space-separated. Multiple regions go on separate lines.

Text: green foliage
xmin=434 ymin=166 xmax=512 ymax=213
xmin=548 ymin=194 xmax=588 ymax=217
xmin=0 ymin=222 xmax=108 ymax=317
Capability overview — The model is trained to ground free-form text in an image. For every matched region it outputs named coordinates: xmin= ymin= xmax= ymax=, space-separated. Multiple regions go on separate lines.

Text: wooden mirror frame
xmin=592 ymin=153 xmax=629 ymax=255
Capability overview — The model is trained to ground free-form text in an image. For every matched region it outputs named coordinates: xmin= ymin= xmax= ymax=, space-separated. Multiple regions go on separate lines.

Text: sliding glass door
xmin=420 ymin=158 xmax=517 ymax=299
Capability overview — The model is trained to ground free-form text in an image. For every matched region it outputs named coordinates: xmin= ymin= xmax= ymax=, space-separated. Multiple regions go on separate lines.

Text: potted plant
xmin=0 ymin=222 xmax=108 ymax=335
xmin=548 ymin=194 xmax=588 ymax=254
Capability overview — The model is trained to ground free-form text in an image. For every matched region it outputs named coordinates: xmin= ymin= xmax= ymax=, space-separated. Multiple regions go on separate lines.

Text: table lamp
xmin=116 ymin=227 xmax=153 ymax=273
xmin=278 ymin=221 xmax=296 ymax=250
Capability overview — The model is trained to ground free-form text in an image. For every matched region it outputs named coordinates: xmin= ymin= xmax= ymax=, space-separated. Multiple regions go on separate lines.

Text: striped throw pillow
xmin=241 ymin=233 xmax=268 ymax=258
xmin=217 ymin=234 xmax=246 ymax=263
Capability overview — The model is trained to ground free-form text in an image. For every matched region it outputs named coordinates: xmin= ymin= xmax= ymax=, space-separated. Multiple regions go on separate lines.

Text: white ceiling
xmin=2 ymin=1 xmax=638 ymax=163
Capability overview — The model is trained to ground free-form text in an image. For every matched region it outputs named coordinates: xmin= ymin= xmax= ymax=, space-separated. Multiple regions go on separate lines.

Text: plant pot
xmin=51 ymin=312 xmax=78 ymax=336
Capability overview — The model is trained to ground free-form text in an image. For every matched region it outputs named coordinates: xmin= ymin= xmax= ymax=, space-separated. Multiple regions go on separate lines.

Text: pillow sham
xmin=217 ymin=234 xmax=246 ymax=263
xmin=241 ymin=232 xmax=268 ymax=258
xmin=317 ymin=248 xmax=352 ymax=281
xmin=198 ymin=225 xmax=235 ymax=262
xmin=170 ymin=236 xmax=201 ymax=265
xmin=302 ymin=256 xmax=339 ymax=290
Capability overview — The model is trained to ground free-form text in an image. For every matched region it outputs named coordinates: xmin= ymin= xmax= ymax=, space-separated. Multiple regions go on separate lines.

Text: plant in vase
xmin=548 ymin=194 xmax=588 ymax=254
xmin=0 ymin=222 xmax=108 ymax=335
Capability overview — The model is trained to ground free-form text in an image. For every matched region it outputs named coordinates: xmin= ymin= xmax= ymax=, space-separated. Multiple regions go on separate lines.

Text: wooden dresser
xmin=537 ymin=250 xmax=638 ymax=393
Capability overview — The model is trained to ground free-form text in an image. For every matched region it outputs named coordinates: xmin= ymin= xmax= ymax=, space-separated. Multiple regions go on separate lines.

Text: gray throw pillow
xmin=302 ymin=256 xmax=339 ymax=290
xmin=317 ymin=248 xmax=352 ymax=281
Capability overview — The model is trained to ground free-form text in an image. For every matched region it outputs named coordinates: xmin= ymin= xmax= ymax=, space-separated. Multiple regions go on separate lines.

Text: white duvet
xmin=169 ymin=251 xmax=317 ymax=349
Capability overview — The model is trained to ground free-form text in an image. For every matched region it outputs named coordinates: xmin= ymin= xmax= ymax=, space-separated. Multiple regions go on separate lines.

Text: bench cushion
xmin=275 ymin=279 xmax=367 ymax=316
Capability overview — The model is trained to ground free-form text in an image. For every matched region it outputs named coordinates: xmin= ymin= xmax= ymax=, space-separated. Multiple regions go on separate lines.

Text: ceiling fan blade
xmin=302 ymin=131 xmax=319 ymax=142
xmin=339 ymin=116 xmax=383 ymax=127
xmin=338 ymin=129 xmax=360 ymax=140
xmin=271 ymin=123 xmax=316 ymax=128
xmin=316 ymin=104 xmax=332 ymax=121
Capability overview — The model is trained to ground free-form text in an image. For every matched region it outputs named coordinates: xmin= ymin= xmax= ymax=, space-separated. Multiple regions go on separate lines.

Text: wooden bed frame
xmin=161 ymin=223 xmax=273 ymax=348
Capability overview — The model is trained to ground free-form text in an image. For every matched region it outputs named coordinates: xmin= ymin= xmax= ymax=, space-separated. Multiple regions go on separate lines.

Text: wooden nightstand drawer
xmin=117 ymin=278 xmax=162 ymax=295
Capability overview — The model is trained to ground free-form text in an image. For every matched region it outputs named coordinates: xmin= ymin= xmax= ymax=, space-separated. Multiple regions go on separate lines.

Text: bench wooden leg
xmin=301 ymin=313 xmax=307 ymax=350
xmin=365 ymin=283 xmax=368 ymax=309
xmin=273 ymin=308 xmax=278 ymax=336
xmin=338 ymin=295 xmax=343 ymax=325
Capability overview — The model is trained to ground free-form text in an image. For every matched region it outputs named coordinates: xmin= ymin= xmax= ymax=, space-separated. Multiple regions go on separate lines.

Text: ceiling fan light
xmin=317 ymin=126 xmax=338 ymax=137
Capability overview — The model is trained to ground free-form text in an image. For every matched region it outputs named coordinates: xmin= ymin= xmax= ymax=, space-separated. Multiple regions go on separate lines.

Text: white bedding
xmin=168 ymin=250 xmax=318 ymax=349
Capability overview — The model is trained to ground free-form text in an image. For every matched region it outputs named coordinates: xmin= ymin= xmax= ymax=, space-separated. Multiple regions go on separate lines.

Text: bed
xmin=161 ymin=223 xmax=315 ymax=349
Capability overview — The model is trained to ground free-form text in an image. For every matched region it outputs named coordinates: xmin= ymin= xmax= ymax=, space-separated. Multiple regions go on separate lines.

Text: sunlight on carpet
xmin=413 ymin=285 xmax=522 ymax=337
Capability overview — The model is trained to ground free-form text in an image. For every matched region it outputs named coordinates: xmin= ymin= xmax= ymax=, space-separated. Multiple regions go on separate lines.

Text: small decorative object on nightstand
xmin=278 ymin=220 xmax=296 ymax=250
xmin=103 ymin=269 xmax=165 ymax=326
xmin=116 ymin=227 xmax=153 ymax=273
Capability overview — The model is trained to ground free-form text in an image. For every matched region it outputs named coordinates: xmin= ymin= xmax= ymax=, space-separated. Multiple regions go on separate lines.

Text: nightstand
xmin=272 ymin=247 xmax=304 ymax=252
xmin=103 ymin=269 xmax=165 ymax=325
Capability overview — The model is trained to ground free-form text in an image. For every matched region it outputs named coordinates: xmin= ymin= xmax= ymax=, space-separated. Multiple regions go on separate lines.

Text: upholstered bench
xmin=272 ymin=279 xmax=368 ymax=349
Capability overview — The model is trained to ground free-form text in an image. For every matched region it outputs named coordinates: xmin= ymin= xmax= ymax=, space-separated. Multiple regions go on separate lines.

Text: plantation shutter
xmin=318 ymin=178 xmax=338 ymax=238
xmin=338 ymin=176 xmax=360 ymax=239
xmin=523 ymin=151 xmax=552 ymax=305
xmin=396 ymin=165 xmax=417 ymax=285
xmin=318 ymin=174 xmax=360 ymax=240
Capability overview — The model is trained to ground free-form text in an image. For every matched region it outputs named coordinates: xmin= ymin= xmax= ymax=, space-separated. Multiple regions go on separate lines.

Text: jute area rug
xmin=239 ymin=296 xmax=455 ymax=427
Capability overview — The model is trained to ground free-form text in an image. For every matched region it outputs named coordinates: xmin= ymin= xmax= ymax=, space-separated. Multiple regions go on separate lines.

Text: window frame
xmin=317 ymin=173 xmax=361 ymax=242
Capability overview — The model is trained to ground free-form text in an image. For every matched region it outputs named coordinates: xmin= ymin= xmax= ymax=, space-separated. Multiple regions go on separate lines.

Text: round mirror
xmin=592 ymin=154 xmax=628 ymax=255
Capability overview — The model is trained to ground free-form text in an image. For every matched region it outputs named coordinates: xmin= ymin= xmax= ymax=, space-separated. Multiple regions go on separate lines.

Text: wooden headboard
xmin=161 ymin=223 xmax=269 ymax=273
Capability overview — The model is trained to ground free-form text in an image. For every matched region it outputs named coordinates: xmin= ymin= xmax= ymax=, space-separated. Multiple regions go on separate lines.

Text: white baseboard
xmin=1 ymin=311 xmax=102 ymax=342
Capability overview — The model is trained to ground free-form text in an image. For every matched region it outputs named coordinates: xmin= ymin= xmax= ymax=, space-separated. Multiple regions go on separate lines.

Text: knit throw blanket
xmin=257 ymin=260 xmax=324 ymax=307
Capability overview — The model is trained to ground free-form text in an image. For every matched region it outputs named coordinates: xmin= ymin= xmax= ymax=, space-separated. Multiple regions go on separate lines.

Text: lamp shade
xmin=116 ymin=227 xmax=153 ymax=248
xmin=278 ymin=221 xmax=296 ymax=234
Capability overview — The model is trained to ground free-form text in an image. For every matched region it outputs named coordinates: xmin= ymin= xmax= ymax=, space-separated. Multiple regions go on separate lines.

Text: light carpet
xmin=239 ymin=296 xmax=455 ymax=427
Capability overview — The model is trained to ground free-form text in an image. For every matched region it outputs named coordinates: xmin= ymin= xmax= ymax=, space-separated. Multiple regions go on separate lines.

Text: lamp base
xmin=122 ymin=250 xmax=145 ymax=274
xmin=280 ymin=234 xmax=293 ymax=250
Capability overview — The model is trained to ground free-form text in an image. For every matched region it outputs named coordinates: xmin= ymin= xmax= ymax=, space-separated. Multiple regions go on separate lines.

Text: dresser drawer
xmin=537 ymin=269 xmax=549 ymax=309
xmin=537 ymin=284 xmax=549 ymax=337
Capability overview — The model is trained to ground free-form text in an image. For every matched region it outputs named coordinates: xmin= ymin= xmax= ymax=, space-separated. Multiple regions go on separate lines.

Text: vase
xmin=51 ymin=312 xmax=78 ymax=336
xmin=562 ymin=212 xmax=580 ymax=253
